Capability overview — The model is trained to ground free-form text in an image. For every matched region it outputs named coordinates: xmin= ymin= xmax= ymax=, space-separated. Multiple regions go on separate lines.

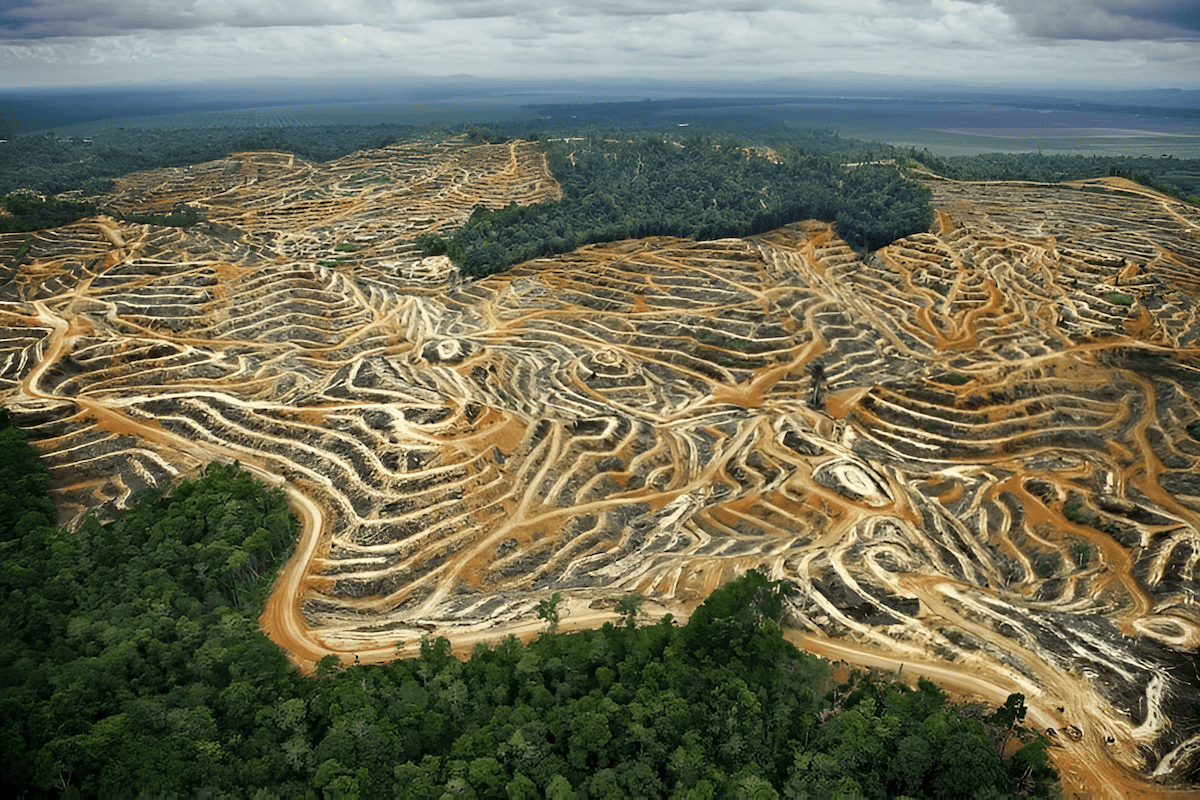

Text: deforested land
xmin=2 ymin=108 xmax=1199 ymax=797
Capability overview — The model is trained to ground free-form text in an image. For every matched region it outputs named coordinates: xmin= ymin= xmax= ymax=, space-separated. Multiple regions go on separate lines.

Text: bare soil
xmin=2 ymin=152 xmax=1199 ymax=794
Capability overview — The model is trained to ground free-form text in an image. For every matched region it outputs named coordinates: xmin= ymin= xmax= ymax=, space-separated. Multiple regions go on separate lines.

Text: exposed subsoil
xmin=2 ymin=147 xmax=1199 ymax=795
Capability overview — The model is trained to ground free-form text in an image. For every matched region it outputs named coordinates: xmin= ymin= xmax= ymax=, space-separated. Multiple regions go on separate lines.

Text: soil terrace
xmin=1 ymin=145 xmax=1199 ymax=795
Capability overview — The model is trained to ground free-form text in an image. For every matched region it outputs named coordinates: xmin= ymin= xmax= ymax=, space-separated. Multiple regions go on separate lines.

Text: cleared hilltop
xmin=2 ymin=137 xmax=1199 ymax=795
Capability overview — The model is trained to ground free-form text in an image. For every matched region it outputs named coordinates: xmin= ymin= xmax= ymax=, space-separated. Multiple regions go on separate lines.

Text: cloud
xmin=968 ymin=1 xmax=1200 ymax=41
xmin=0 ymin=0 xmax=423 ymax=38
xmin=0 ymin=0 xmax=1195 ymax=87
xmin=0 ymin=0 xmax=914 ymax=39
xmin=1 ymin=0 xmax=1195 ymax=44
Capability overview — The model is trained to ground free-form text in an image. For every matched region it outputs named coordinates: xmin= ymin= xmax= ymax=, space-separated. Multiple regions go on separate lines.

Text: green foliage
xmin=1106 ymin=167 xmax=1200 ymax=205
xmin=0 ymin=450 xmax=301 ymax=797
xmin=615 ymin=592 xmax=647 ymax=628
xmin=465 ymin=126 xmax=506 ymax=145
xmin=0 ymin=409 xmax=56 ymax=541
xmin=120 ymin=204 xmax=201 ymax=228
xmin=683 ymin=568 xmax=796 ymax=671
xmin=413 ymin=232 xmax=448 ymax=256
xmin=315 ymin=654 xmax=343 ymax=676
xmin=0 ymin=192 xmax=98 ymax=232
xmin=420 ymin=134 xmax=934 ymax=277
xmin=1107 ymin=292 xmax=1135 ymax=306
xmin=0 ymin=422 xmax=1058 ymax=798
xmin=912 ymin=148 xmax=1200 ymax=205
xmin=0 ymin=125 xmax=418 ymax=198
xmin=534 ymin=591 xmax=563 ymax=633
xmin=1034 ymin=553 xmax=1062 ymax=578
xmin=0 ymin=194 xmax=201 ymax=233
xmin=989 ymin=692 xmax=1028 ymax=729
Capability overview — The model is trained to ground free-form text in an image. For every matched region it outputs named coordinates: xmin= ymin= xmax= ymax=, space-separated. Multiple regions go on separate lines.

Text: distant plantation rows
xmin=911 ymin=149 xmax=1200 ymax=201
xmin=3 ymin=118 xmax=1197 ymax=267
xmin=0 ymin=124 xmax=420 ymax=197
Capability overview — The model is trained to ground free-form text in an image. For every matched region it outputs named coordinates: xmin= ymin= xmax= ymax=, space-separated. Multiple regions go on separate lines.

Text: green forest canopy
xmin=2 ymin=119 xmax=1197 ymax=261
xmin=5 ymin=109 xmax=1194 ymax=797
xmin=415 ymin=134 xmax=935 ymax=277
xmin=0 ymin=412 xmax=1058 ymax=797
xmin=0 ymin=125 xmax=419 ymax=198
xmin=0 ymin=193 xmax=202 ymax=235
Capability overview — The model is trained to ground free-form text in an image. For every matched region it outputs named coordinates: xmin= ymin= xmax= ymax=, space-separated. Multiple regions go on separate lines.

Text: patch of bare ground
xmin=2 ymin=150 xmax=1199 ymax=795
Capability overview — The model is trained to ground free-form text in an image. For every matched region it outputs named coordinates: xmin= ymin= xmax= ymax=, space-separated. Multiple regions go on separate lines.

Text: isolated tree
xmin=535 ymin=592 xmax=563 ymax=633
xmin=615 ymin=592 xmax=647 ymax=628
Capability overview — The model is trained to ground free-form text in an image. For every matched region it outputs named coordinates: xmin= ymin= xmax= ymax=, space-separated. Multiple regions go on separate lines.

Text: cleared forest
xmin=1 ymin=138 xmax=1199 ymax=796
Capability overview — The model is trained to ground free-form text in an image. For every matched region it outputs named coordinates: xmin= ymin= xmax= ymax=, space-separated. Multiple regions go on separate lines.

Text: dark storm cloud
xmin=0 ymin=0 xmax=803 ymax=41
xmin=973 ymin=0 xmax=1200 ymax=41
xmin=1 ymin=1 xmax=195 ymax=38
xmin=0 ymin=0 xmax=421 ymax=39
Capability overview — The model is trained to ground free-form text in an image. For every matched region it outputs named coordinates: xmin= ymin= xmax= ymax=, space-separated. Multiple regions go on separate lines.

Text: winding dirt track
xmin=2 ymin=145 xmax=1199 ymax=794
xmin=260 ymin=483 xmax=329 ymax=665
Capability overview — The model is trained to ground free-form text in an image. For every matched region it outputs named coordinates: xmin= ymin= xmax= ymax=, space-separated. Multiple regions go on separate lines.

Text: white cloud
xmin=0 ymin=0 xmax=1196 ymax=87
xmin=964 ymin=0 xmax=1200 ymax=40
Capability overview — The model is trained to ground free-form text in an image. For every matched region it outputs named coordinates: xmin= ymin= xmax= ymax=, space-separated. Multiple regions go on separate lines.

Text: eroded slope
xmin=1 ymin=150 xmax=1198 ymax=794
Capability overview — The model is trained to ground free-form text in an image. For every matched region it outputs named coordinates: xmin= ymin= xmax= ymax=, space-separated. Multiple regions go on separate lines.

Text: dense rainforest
xmin=0 ymin=193 xmax=102 ymax=234
xmin=0 ymin=193 xmax=201 ymax=235
xmin=415 ymin=134 xmax=934 ymax=276
xmin=0 ymin=124 xmax=419 ymax=198
xmin=909 ymin=149 xmax=1200 ymax=202
xmin=516 ymin=96 xmax=1200 ymax=202
xmin=0 ymin=412 xmax=1057 ymax=797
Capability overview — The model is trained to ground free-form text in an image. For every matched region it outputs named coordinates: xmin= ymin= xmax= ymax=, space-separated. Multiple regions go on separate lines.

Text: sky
xmin=0 ymin=0 xmax=1198 ymax=90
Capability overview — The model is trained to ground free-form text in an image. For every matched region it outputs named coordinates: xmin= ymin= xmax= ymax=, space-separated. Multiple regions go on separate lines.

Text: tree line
xmin=0 ymin=411 xmax=1057 ymax=797
xmin=417 ymin=134 xmax=935 ymax=277
xmin=1 ymin=193 xmax=203 ymax=237
xmin=907 ymin=149 xmax=1200 ymax=202
xmin=0 ymin=193 xmax=102 ymax=234
xmin=0 ymin=124 xmax=419 ymax=198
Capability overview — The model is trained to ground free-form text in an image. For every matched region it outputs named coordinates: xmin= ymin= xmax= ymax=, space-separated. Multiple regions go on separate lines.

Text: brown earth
xmin=1 ymin=148 xmax=1199 ymax=795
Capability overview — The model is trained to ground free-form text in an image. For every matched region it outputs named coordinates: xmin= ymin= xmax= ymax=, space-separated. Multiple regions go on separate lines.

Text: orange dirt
xmin=2 ymin=152 xmax=1199 ymax=794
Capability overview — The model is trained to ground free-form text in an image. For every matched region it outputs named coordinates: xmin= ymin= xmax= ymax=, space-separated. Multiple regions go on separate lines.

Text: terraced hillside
xmin=1 ymin=141 xmax=1199 ymax=795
